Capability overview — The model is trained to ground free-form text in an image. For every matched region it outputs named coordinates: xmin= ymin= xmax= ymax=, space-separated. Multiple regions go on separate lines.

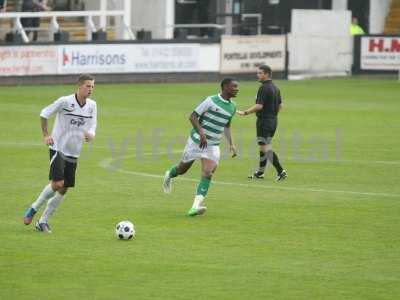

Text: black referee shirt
xmin=255 ymin=80 xmax=282 ymax=119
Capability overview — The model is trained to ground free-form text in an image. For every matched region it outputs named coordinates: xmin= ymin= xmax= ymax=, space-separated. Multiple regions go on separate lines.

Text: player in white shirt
xmin=23 ymin=74 xmax=97 ymax=233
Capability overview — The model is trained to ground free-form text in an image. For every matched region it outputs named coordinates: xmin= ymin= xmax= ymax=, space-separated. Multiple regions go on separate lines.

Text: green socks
xmin=196 ymin=176 xmax=211 ymax=197
xmin=169 ymin=166 xmax=178 ymax=178
xmin=169 ymin=167 xmax=211 ymax=197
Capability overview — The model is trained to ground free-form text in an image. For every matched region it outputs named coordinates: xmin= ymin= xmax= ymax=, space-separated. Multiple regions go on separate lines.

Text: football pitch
xmin=0 ymin=77 xmax=399 ymax=299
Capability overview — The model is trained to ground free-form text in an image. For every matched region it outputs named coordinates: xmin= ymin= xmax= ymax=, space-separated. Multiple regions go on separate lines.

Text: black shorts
xmin=256 ymin=117 xmax=277 ymax=145
xmin=49 ymin=149 xmax=78 ymax=187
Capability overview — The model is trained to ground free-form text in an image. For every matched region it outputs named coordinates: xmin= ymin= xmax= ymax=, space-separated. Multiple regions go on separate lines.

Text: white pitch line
xmin=2 ymin=141 xmax=400 ymax=166
xmin=0 ymin=141 xmax=43 ymax=147
xmin=99 ymin=157 xmax=400 ymax=199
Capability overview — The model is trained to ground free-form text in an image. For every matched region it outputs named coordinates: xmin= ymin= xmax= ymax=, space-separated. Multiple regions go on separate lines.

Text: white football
xmin=115 ymin=220 xmax=135 ymax=240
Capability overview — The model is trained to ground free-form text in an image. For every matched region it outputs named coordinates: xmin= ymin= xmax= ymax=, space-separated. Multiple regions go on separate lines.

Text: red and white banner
xmin=220 ymin=35 xmax=286 ymax=74
xmin=0 ymin=46 xmax=58 ymax=76
xmin=361 ymin=36 xmax=400 ymax=70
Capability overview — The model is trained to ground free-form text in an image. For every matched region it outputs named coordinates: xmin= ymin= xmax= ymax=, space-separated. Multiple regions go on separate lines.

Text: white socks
xmin=32 ymin=184 xmax=56 ymax=211
xmin=39 ymin=192 xmax=65 ymax=224
xmin=192 ymin=195 xmax=205 ymax=209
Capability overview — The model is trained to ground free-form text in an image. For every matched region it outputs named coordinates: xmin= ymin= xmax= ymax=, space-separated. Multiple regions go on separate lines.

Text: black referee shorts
xmin=256 ymin=117 xmax=277 ymax=145
xmin=49 ymin=149 xmax=78 ymax=187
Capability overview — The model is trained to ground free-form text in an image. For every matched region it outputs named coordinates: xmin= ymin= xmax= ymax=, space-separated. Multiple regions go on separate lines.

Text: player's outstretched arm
xmin=39 ymin=98 xmax=64 ymax=145
xmin=224 ymin=125 xmax=237 ymax=158
xmin=40 ymin=117 xmax=54 ymax=145
xmin=84 ymin=132 xmax=94 ymax=142
xmin=237 ymin=104 xmax=263 ymax=116
xmin=189 ymin=111 xmax=207 ymax=149
xmin=84 ymin=103 xmax=97 ymax=142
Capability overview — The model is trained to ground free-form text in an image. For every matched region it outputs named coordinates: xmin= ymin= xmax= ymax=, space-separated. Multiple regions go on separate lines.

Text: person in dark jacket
xmin=237 ymin=65 xmax=287 ymax=181
xmin=21 ymin=0 xmax=50 ymax=41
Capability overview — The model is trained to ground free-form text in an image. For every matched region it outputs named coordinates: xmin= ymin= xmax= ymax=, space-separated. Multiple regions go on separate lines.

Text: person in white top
xmin=23 ymin=74 xmax=97 ymax=233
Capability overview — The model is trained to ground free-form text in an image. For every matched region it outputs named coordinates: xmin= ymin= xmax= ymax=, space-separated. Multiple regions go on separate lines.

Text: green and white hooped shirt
xmin=190 ymin=94 xmax=236 ymax=146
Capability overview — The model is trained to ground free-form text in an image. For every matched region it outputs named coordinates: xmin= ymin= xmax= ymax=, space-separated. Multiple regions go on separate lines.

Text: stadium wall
xmin=85 ymin=0 xmax=175 ymax=39
xmin=288 ymin=9 xmax=353 ymax=79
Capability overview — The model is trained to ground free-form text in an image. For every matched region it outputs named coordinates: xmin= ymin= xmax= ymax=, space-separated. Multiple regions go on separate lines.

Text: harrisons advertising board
xmin=220 ymin=35 xmax=286 ymax=73
xmin=58 ymin=43 xmax=219 ymax=74
xmin=361 ymin=36 xmax=400 ymax=70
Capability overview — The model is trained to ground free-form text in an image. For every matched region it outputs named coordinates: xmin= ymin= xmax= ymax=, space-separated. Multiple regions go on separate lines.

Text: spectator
xmin=53 ymin=0 xmax=70 ymax=11
xmin=15 ymin=0 xmax=23 ymax=12
xmin=0 ymin=0 xmax=6 ymax=41
xmin=0 ymin=0 xmax=7 ymax=12
xmin=350 ymin=17 xmax=365 ymax=35
xmin=21 ymin=0 xmax=50 ymax=42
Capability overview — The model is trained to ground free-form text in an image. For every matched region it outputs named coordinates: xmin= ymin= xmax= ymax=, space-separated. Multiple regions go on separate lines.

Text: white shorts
xmin=181 ymin=137 xmax=220 ymax=164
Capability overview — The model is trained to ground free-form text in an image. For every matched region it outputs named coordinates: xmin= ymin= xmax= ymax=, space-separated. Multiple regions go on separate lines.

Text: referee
xmin=237 ymin=65 xmax=287 ymax=181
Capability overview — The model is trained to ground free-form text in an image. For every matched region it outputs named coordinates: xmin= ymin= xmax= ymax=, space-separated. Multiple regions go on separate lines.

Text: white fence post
xmin=13 ymin=17 xmax=29 ymax=42
xmin=49 ymin=16 xmax=59 ymax=41
xmin=99 ymin=0 xmax=107 ymax=31
xmin=123 ymin=0 xmax=132 ymax=39
xmin=86 ymin=15 xmax=96 ymax=41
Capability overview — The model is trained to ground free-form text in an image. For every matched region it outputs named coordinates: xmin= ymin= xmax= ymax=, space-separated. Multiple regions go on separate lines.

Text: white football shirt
xmin=40 ymin=94 xmax=97 ymax=158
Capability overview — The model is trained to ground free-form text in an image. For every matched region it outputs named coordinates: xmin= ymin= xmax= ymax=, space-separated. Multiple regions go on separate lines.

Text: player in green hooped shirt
xmin=163 ymin=78 xmax=239 ymax=216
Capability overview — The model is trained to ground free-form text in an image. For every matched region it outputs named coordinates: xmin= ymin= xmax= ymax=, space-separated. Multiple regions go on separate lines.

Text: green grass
xmin=0 ymin=78 xmax=399 ymax=299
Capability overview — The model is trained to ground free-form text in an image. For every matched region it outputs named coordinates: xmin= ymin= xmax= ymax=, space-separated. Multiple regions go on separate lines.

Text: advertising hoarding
xmin=361 ymin=36 xmax=400 ymax=70
xmin=220 ymin=35 xmax=286 ymax=74
xmin=0 ymin=46 xmax=58 ymax=76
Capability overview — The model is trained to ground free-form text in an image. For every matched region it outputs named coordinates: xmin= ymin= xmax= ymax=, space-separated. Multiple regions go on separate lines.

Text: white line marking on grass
xmin=0 ymin=141 xmax=42 ymax=147
xmin=288 ymin=158 xmax=400 ymax=166
xmin=99 ymin=155 xmax=400 ymax=199
xmin=3 ymin=141 xmax=400 ymax=166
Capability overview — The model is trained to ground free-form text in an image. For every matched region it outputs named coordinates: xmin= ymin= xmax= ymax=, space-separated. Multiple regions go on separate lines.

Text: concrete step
xmin=384 ymin=29 xmax=400 ymax=34
xmin=384 ymin=25 xmax=400 ymax=32
xmin=6 ymin=0 xmax=15 ymax=11
xmin=388 ymin=8 xmax=400 ymax=15
xmin=384 ymin=1 xmax=400 ymax=33
xmin=392 ymin=1 xmax=400 ymax=9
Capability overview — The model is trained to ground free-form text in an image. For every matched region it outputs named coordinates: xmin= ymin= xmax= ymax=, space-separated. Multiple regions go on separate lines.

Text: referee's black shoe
xmin=248 ymin=171 xmax=264 ymax=179
xmin=276 ymin=170 xmax=288 ymax=182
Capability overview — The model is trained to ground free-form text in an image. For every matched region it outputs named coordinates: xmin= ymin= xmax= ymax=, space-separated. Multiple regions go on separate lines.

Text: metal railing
xmin=0 ymin=10 xmax=135 ymax=42
xmin=172 ymin=23 xmax=226 ymax=30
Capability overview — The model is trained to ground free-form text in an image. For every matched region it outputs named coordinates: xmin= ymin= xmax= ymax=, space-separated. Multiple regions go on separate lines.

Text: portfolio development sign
xmin=220 ymin=35 xmax=286 ymax=73
xmin=361 ymin=36 xmax=400 ymax=70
